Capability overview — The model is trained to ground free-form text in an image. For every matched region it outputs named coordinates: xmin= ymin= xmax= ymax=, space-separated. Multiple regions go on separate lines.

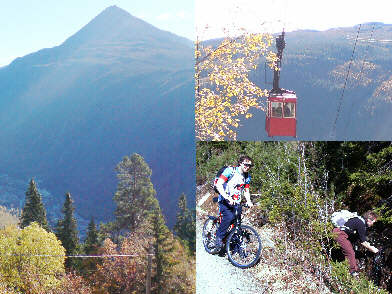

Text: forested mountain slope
xmin=238 ymin=23 xmax=392 ymax=140
xmin=0 ymin=6 xmax=194 ymax=228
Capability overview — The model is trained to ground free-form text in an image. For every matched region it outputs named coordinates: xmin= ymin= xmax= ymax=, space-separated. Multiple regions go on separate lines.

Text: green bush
xmin=330 ymin=260 xmax=389 ymax=294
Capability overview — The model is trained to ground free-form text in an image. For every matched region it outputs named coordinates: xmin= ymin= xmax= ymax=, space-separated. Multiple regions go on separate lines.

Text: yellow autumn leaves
xmin=195 ymin=33 xmax=278 ymax=140
xmin=0 ymin=223 xmax=65 ymax=293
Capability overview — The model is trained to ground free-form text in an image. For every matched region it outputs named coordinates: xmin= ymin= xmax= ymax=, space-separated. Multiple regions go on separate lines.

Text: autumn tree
xmin=195 ymin=33 xmax=277 ymax=140
xmin=173 ymin=193 xmax=195 ymax=253
xmin=92 ymin=234 xmax=149 ymax=293
xmin=0 ymin=282 xmax=18 ymax=294
xmin=53 ymin=272 xmax=93 ymax=294
xmin=0 ymin=223 xmax=65 ymax=293
xmin=162 ymin=237 xmax=196 ymax=294
xmin=113 ymin=153 xmax=160 ymax=233
xmin=20 ymin=178 xmax=49 ymax=230
xmin=92 ymin=209 xmax=195 ymax=294
xmin=55 ymin=192 xmax=80 ymax=269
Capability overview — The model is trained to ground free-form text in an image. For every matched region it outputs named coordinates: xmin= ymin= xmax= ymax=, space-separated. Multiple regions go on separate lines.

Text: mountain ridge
xmin=237 ymin=22 xmax=392 ymax=140
xmin=0 ymin=6 xmax=195 ymax=230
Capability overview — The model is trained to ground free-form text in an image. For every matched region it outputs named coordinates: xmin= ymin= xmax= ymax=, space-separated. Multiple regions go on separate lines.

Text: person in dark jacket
xmin=333 ymin=211 xmax=379 ymax=277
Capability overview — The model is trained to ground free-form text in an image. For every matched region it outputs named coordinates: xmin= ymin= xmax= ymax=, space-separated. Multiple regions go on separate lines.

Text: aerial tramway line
xmin=330 ymin=22 xmax=388 ymax=139
xmin=265 ymin=22 xmax=388 ymax=139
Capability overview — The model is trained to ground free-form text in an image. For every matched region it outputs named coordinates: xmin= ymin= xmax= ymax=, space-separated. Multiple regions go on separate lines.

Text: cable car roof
xmin=269 ymin=88 xmax=297 ymax=99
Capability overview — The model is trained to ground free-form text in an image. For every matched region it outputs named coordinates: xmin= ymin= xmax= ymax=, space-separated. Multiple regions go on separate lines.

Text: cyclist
xmin=214 ymin=155 xmax=254 ymax=251
xmin=333 ymin=210 xmax=379 ymax=277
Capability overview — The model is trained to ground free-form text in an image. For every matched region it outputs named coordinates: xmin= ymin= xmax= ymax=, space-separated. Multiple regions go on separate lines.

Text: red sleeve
xmin=244 ymin=184 xmax=250 ymax=189
xmin=219 ymin=174 xmax=228 ymax=182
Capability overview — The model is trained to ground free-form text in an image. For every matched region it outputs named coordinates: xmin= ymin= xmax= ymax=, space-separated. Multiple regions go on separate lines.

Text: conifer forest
xmin=196 ymin=141 xmax=392 ymax=293
xmin=0 ymin=153 xmax=195 ymax=294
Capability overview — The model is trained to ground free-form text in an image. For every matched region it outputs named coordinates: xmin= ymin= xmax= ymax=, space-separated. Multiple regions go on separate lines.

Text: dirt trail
xmin=196 ymin=207 xmax=266 ymax=294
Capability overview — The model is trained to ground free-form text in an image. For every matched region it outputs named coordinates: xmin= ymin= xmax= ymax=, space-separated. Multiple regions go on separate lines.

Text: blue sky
xmin=0 ymin=0 xmax=194 ymax=66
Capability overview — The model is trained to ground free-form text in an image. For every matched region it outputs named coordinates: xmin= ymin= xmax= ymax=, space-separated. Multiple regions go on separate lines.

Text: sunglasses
xmin=242 ymin=163 xmax=253 ymax=168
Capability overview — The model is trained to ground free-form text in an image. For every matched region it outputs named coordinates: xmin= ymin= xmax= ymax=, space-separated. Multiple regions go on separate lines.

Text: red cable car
xmin=265 ymin=31 xmax=297 ymax=137
xmin=266 ymin=89 xmax=297 ymax=137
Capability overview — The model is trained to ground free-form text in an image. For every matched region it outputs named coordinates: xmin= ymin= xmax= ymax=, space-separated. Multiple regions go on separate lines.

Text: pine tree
xmin=113 ymin=153 xmax=159 ymax=233
xmin=84 ymin=217 xmax=99 ymax=255
xmin=20 ymin=178 xmax=49 ymax=230
xmin=82 ymin=217 xmax=100 ymax=274
xmin=173 ymin=193 xmax=196 ymax=253
xmin=55 ymin=192 xmax=79 ymax=269
xmin=148 ymin=208 xmax=175 ymax=294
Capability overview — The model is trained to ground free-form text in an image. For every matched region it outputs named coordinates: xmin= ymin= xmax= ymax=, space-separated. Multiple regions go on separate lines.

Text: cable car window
xmin=271 ymin=102 xmax=283 ymax=118
xmin=283 ymin=102 xmax=295 ymax=118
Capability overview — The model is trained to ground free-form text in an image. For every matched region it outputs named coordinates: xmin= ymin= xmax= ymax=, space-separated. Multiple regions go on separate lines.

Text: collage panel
xmin=196 ymin=0 xmax=392 ymax=141
xmin=1 ymin=0 xmax=392 ymax=293
xmin=196 ymin=0 xmax=392 ymax=293
xmin=196 ymin=141 xmax=392 ymax=293
xmin=0 ymin=2 xmax=196 ymax=294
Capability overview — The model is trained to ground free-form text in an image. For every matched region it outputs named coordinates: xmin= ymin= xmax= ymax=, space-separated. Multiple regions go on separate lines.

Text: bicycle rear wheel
xmin=226 ymin=225 xmax=262 ymax=268
xmin=202 ymin=217 xmax=219 ymax=254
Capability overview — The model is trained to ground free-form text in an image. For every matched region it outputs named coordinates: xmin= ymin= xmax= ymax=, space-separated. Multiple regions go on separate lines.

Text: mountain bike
xmin=202 ymin=197 xmax=262 ymax=268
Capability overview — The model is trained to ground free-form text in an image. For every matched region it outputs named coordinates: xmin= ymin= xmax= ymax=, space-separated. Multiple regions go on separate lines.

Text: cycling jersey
xmin=218 ymin=166 xmax=251 ymax=204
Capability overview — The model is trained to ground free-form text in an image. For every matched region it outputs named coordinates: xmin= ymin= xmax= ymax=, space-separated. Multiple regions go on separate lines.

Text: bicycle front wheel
xmin=226 ymin=224 xmax=262 ymax=268
xmin=202 ymin=217 xmax=219 ymax=254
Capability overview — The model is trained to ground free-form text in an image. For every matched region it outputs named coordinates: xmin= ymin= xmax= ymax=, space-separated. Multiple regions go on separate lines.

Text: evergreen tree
xmin=113 ymin=153 xmax=159 ymax=233
xmin=82 ymin=217 xmax=100 ymax=275
xmin=84 ymin=217 xmax=99 ymax=255
xmin=56 ymin=192 xmax=79 ymax=269
xmin=173 ymin=193 xmax=196 ymax=253
xmin=148 ymin=208 xmax=175 ymax=294
xmin=20 ymin=179 xmax=49 ymax=230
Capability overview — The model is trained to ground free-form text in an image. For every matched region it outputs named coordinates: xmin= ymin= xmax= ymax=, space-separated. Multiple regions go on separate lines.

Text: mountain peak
xmin=97 ymin=5 xmax=133 ymax=19
xmin=62 ymin=5 xmax=158 ymax=48
xmin=7 ymin=5 xmax=192 ymax=71
xmin=105 ymin=5 xmax=122 ymax=10
xmin=59 ymin=5 xmax=192 ymax=62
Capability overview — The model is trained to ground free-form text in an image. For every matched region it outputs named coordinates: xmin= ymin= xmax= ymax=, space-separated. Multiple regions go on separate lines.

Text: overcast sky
xmin=196 ymin=0 xmax=392 ymax=40
xmin=0 ymin=0 xmax=194 ymax=67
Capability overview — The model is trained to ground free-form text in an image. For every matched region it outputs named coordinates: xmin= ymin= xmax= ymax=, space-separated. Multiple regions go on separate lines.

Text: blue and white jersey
xmin=218 ymin=166 xmax=251 ymax=204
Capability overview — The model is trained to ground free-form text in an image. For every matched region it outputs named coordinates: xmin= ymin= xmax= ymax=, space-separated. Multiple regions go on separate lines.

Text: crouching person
xmin=332 ymin=210 xmax=379 ymax=277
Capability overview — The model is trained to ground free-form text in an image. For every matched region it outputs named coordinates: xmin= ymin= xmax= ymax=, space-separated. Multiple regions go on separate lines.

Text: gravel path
xmin=196 ymin=210 xmax=266 ymax=294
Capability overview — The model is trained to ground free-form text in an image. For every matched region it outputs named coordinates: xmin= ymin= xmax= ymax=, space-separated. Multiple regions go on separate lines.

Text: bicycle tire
xmin=202 ymin=217 xmax=219 ymax=254
xmin=226 ymin=224 xmax=262 ymax=268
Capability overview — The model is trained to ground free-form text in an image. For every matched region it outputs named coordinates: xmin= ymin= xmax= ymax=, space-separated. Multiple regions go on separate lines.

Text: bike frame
xmin=203 ymin=199 xmax=262 ymax=268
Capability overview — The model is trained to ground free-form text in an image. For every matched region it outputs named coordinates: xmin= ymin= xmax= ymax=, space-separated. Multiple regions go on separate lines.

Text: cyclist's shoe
xmin=215 ymin=237 xmax=223 ymax=252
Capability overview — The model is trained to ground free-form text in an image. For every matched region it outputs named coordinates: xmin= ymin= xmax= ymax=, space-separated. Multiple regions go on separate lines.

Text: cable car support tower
xmin=265 ymin=30 xmax=297 ymax=137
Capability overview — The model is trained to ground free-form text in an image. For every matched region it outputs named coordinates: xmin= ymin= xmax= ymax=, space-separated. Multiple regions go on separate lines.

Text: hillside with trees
xmin=196 ymin=23 xmax=392 ymax=140
xmin=0 ymin=153 xmax=195 ymax=294
xmin=196 ymin=141 xmax=392 ymax=293
xmin=0 ymin=5 xmax=194 ymax=229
